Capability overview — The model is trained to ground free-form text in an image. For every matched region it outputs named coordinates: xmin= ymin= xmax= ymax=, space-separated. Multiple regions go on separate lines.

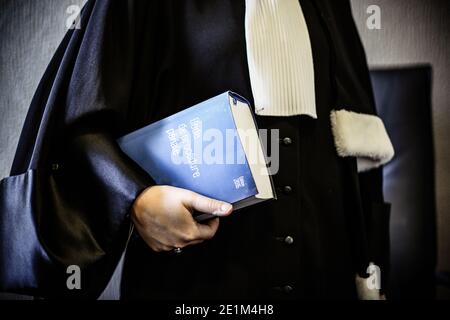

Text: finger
xmin=181 ymin=239 xmax=204 ymax=248
xmin=185 ymin=191 xmax=233 ymax=217
xmin=148 ymin=238 xmax=176 ymax=252
xmin=195 ymin=217 xmax=220 ymax=240
xmin=171 ymin=240 xmax=203 ymax=250
xmin=151 ymin=244 xmax=173 ymax=252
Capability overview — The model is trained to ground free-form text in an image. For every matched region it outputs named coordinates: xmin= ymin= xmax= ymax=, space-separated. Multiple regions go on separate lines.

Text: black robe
xmin=0 ymin=0 xmax=391 ymax=299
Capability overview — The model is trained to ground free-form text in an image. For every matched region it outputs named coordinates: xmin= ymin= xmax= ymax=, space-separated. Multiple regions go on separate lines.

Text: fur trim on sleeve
xmin=330 ymin=110 xmax=395 ymax=172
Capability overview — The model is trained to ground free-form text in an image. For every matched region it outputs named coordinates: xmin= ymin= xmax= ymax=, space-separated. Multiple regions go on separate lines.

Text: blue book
xmin=117 ymin=91 xmax=276 ymax=221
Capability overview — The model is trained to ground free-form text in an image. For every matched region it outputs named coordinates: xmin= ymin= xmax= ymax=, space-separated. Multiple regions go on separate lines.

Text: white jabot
xmin=245 ymin=0 xmax=317 ymax=118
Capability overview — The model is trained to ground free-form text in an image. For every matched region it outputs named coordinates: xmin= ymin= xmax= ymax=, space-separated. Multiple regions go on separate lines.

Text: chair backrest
xmin=370 ymin=66 xmax=437 ymax=299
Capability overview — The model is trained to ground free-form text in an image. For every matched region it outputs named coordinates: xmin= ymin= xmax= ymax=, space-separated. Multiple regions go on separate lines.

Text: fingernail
xmin=214 ymin=203 xmax=232 ymax=216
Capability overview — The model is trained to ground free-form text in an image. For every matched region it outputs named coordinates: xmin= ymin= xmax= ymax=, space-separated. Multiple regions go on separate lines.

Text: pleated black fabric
xmin=0 ymin=0 xmax=389 ymax=299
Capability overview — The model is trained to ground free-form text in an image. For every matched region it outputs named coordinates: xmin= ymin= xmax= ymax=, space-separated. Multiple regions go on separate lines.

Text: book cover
xmin=117 ymin=92 xmax=261 ymax=205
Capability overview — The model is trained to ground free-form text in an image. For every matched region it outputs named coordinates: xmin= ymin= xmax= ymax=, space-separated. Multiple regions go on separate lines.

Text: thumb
xmin=185 ymin=191 xmax=233 ymax=217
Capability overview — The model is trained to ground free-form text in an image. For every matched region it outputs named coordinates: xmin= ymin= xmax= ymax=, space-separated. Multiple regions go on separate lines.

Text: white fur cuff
xmin=330 ymin=110 xmax=395 ymax=172
xmin=355 ymin=274 xmax=381 ymax=300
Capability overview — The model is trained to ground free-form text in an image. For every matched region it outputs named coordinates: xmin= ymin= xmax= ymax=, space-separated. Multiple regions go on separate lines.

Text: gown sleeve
xmin=0 ymin=0 xmax=154 ymax=298
xmin=326 ymin=0 xmax=393 ymax=296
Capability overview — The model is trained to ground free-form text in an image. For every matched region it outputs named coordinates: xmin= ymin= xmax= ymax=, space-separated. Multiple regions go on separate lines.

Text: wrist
xmin=131 ymin=186 xmax=155 ymax=221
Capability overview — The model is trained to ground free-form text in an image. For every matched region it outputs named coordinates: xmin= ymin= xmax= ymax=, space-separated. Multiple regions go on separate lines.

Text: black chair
xmin=370 ymin=66 xmax=437 ymax=299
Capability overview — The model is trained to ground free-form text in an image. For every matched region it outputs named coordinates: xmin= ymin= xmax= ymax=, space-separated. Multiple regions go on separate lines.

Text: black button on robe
xmin=0 ymin=0 xmax=392 ymax=299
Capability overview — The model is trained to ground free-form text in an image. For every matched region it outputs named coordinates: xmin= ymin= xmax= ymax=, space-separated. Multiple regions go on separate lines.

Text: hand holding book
xmin=119 ymin=92 xmax=276 ymax=252
xmin=131 ymin=185 xmax=233 ymax=253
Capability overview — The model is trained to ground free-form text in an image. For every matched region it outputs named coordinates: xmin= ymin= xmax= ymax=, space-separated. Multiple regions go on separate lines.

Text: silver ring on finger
xmin=174 ymin=247 xmax=182 ymax=254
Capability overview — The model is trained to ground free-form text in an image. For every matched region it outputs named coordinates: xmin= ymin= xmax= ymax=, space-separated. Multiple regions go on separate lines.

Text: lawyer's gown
xmin=0 ymin=0 xmax=391 ymax=299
